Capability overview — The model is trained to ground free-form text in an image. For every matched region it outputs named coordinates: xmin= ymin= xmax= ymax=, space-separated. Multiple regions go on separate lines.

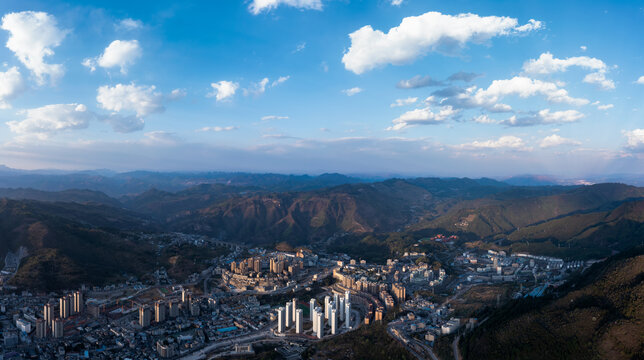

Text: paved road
xmin=180 ymin=331 xmax=270 ymax=360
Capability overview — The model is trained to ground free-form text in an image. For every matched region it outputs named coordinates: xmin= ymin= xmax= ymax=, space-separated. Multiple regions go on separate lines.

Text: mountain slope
xmin=420 ymin=183 xmax=644 ymax=238
xmin=0 ymin=199 xmax=157 ymax=291
xmin=460 ymin=247 xmax=644 ymax=360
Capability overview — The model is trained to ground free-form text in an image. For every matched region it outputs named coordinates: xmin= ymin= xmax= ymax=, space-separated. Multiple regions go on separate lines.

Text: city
xmin=0 ymin=0 xmax=642 ymax=359
xmin=0 ymin=231 xmax=596 ymax=359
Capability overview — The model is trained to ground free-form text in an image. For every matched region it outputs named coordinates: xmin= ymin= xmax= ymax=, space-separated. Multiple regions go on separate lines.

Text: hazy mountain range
xmin=0 ymin=169 xmax=643 ymax=290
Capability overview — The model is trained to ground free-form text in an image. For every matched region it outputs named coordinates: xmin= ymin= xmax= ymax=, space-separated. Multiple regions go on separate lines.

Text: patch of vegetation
xmin=160 ymin=243 xmax=229 ymax=281
xmin=434 ymin=333 xmax=456 ymax=360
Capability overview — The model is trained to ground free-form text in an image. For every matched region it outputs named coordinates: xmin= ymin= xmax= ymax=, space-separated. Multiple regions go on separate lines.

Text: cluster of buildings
xmin=223 ymin=250 xmax=321 ymax=292
xmin=275 ymin=291 xmax=352 ymax=339
xmin=454 ymin=249 xmax=589 ymax=292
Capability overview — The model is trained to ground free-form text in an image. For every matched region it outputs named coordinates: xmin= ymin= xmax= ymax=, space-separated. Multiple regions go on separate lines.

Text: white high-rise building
xmin=295 ymin=309 xmax=303 ymax=334
xmin=312 ymin=307 xmax=318 ymax=332
xmin=315 ymin=309 xmax=324 ymax=339
xmin=333 ymin=293 xmax=339 ymax=309
xmin=292 ymin=298 xmax=297 ymax=322
xmin=285 ymin=302 xmax=292 ymax=328
xmin=345 ymin=290 xmax=350 ymax=304
xmin=345 ymin=301 xmax=351 ymax=329
xmin=277 ymin=307 xmax=286 ymax=333
xmin=324 ymin=296 xmax=331 ymax=319
xmin=330 ymin=308 xmax=337 ymax=335
xmin=339 ymin=298 xmax=345 ymax=321
xmin=309 ymin=298 xmax=316 ymax=321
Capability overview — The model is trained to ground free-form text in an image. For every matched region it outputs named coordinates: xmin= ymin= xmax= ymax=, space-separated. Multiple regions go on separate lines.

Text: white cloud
xmin=597 ymin=104 xmax=613 ymax=110
xmin=388 ymin=106 xmax=457 ymax=130
xmin=391 ymin=0 xmax=403 ymax=6
xmin=83 ymin=40 xmax=142 ymax=74
xmin=472 ymin=114 xmax=498 ymax=124
xmin=514 ymin=19 xmax=542 ymax=32
xmin=390 ymin=97 xmax=418 ymax=107
xmin=249 ymin=0 xmax=323 ymax=15
xmin=471 ymin=76 xmax=589 ymax=109
xmin=207 ymin=81 xmax=239 ymax=102
xmin=434 ymin=76 xmax=589 ymax=115
xmin=116 ymin=18 xmax=142 ymax=31
xmin=635 ymin=76 xmax=644 ymax=85
xmin=459 ymin=135 xmax=526 ymax=150
xmin=342 ymin=87 xmax=363 ymax=96
xmin=1 ymin=11 xmax=68 ymax=85
xmin=293 ymin=42 xmax=306 ymax=53
xmin=6 ymin=104 xmax=92 ymax=136
xmin=0 ymin=67 xmax=26 ymax=109
xmin=96 ymin=83 xmax=165 ymax=117
xmin=580 ymin=45 xmax=587 ymax=51
xmin=623 ymin=129 xmax=644 ymax=151
xmin=197 ymin=126 xmax=238 ymax=132
xmin=540 ymin=134 xmax=581 ymax=148
xmin=271 ymin=76 xmax=290 ymax=87
xmin=396 ymin=75 xmax=443 ymax=89
xmin=261 ymin=115 xmax=289 ymax=121
xmin=342 ymin=11 xmax=542 ymax=74
xmin=168 ymin=88 xmax=187 ymax=100
xmin=503 ymin=109 xmax=585 ymax=126
xmin=523 ymin=52 xmax=615 ymax=89
xmin=244 ymin=78 xmax=270 ymax=96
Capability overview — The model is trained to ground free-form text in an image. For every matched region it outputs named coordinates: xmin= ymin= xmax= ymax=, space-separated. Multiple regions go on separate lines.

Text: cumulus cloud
xmin=502 ymin=109 xmax=585 ymax=126
xmin=96 ymin=83 xmax=165 ymax=117
xmin=388 ymin=106 xmax=458 ymax=130
xmin=249 ymin=0 xmax=323 ymax=15
xmin=83 ymin=40 xmax=142 ymax=74
xmin=0 ymin=67 xmax=26 ymax=109
xmin=207 ymin=81 xmax=239 ymax=102
xmin=6 ymin=104 xmax=92 ymax=137
xmin=197 ymin=126 xmax=238 ymax=132
xmin=261 ymin=115 xmax=289 ymax=121
xmin=523 ymin=52 xmax=615 ymax=89
xmin=342 ymin=11 xmax=542 ymax=74
xmin=1 ymin=11 xmax=68 ymax=85
xmin=540 ymin=134 xmax=581 ymax=148
xmin=116 ymin=18 xmax=142 ymax=31
xmin=635 ymin=76 xmax=644 ymax=85
xmin=435 ymin=76 xmax=589 ymax=113
xmin=459 ymin=135 xmax=526 ymax=150
xmin=447 ymin=71 xmax=481 ymax=82
xmin=597 ymin=104 xmax=613 ymax=110
xmin=396 ymin=75 xmax=443 ymax=89
xmin=342 ymin=87 xmax=363 ymax=96
xmin=580 ymin=45 xmax=587 ymax=51
xmin=391 ymin=0 xmax=404 ymax=6
xmin=624 ymin=129 xmax=644 ymax=151
xmin=391 ymin=97 xmax=418 ymax=107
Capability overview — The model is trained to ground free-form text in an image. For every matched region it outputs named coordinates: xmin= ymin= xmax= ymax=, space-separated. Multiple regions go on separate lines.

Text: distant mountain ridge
xmin=0 ymin=166 xmax=366 ymax=196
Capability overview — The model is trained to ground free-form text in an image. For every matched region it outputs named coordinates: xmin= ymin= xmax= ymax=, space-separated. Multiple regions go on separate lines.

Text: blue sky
xmin=0 ymin=0 xmax=642 ymax=177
